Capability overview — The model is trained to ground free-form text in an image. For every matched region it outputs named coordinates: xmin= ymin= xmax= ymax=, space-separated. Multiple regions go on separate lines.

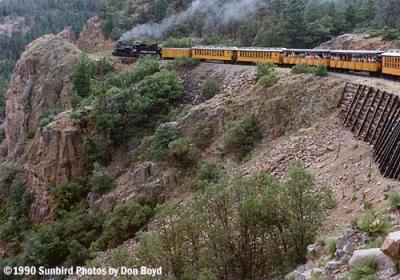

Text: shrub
xmin=85 ymin=136 xmax=111 ymax=167
xmin=355 ymin=212 xmax=388 ymax=237
xmin=7 ymin=178 xmax=31 ymax=217
xmin=202 ymin=78 xmax=220 ymax=100
xmin=193 ymin=120 xmax=214 ymax=149
xmin=71 ymin=54 xmax=94 ymax=99
xmin=167 ymin=138 xmax=198 ymax=168
xmin=149 ymin=123 xmax=180 ymax=160
xmin=38 ymin=111 xmax=54 ymax=128
xmin=167 ymin=56 xmax=200 ymax=70
xmin=89 ymin=163 xmax=116 ymax=195
xmin=224 ymin=114 xmax=262 ymax=160
xmin=361 ymin=236 xmax=385 ymax=249
xmin=389 ymin=192 xmax=400 ymax=208
xmin=291 ymin=63 xmax=315 ymax=74
xmin=325 ymin=238 xmax=336 ymax=257
xmin=130 ymin=56 xmax=160 ymax=83
xmin=349 ymin=260 xmax=376 ymax=280
xmin=138 ymin=70 xmax=183 ymax=109
xmin=94 ymin=56 xmax=114 ymax=75
xmin=95 ymin=196 xmax=156 ymax=250
xmin=256 ymin=62 xmax=276 ymax=80
xmin=197 ymin=162 xmax=221 ymax=183
xmin=53 ymin=180 xmax=89 ymax=212
xmin=257 ymin=73 xmax=279 ymax=87
xmin=137 ymin=164 xmax=331 ymax=278
xmin=314 ymin=65 xmax=328 ymax=77
xmin=0 ymin=162 xmax=19 ymax=189
xmin=20 ymin=206 xmax=104 ymax=267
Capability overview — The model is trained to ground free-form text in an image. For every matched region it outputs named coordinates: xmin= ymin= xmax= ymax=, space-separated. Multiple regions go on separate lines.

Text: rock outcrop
xmin=77 ymin=16 xmax=114 ymax=53
xmin=4 ymin=32 xmax=81 ymax=157
xmin=178 ymin=73 xmax=346 ymax=143
xmin=24 ymin=108 xmax=96 ymax=223
xmin=319 ymin=33 xmax=399 ymax=50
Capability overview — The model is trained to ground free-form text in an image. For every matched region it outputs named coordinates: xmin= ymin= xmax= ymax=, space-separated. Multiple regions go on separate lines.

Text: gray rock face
xmin=349 ymin=249 xmax=397 ymax=272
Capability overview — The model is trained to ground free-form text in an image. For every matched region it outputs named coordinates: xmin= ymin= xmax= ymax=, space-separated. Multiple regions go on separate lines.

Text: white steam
xmin=120 ymin=0 xmax=262 ymax=41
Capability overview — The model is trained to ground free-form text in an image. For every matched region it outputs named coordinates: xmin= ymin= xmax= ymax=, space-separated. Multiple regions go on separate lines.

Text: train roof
xmin=382 ymin=50 xmax=400 ymax=57
xmin=285 ymin=48 xmax=330 ymax=53
xmin=329 ymin=50 xmax=384 ymax=55
xmin=238 ymin=47 xmax=285 ymax=52
xmin=162 ymin=47 xmax=192 ymax=50
xmin=193 ymin=46 xmax=239 ymax=51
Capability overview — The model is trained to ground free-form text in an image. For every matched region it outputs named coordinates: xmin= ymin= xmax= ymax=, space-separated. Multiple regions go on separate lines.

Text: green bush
xmin=138 ymin=70 xmax=183 ymax=109
xmin=137 ymin=164 xmax=331 ymax=278
xmin=167 ymin=138 xmax=198 ymax=168
xmin=224 ymin=114 xmax=262 ymax=160
xmin=94 ymin=56 xmax=114 ymax=75
xmin=325 ymin=238 xmax=336 ymax=257
xmin=349 ymin=260 xmax=376 ymax=280
xmin=167 ymin=56 xmax=200 ymax=70
xmin=20 ymin=205 xmax=104 ymax=267
xmin=389 ymin=192 xmax=400 ymax=208
xmin=71 ymin=54 xmax=94 ymax=99
xmin=355 ymin=212 xmax=388 ymax=237
xmin=148 ymin=123 xmax=180 ymax=160
xmin=257 ymin=73 xmax=279 ymax=87
xmin=256 ymin=62 xmax=276 ymax=80
xmin=0 ymin=162 xmax=19 ymax=189
xmin=197 ymin=162 xmax=221 ymax=183
xmin=95 ymin=196 xmax=157 ymax=250
xmin=130 ymin=56 xmax=160 ymax=83
xmin=193 ymin=120 xmax=214 ymax=149
xmin=89 ymin=163 xmax=116 ymax=195
xmin=93 ymin=70 xmax=182 ymax=146
xmin=53 ymin=180 xmax=89 ymax=212
xmin=291 ymin=63 xmax=315 ymax=74
xmin=202 ymin=78 xmax=220 ymax=100
xmin=38 ymin=111 xmax=54 ymax=128
xmin=314 ymin=65 xmax=328 ymax=77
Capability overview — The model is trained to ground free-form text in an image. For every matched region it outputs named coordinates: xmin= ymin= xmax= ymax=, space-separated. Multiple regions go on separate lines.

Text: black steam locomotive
xmin=112 ymin=41 xmax=161 ymax=58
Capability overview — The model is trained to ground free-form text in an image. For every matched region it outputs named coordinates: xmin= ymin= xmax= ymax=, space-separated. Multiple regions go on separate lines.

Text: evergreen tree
xmin=285 ymin=0 xmax=307 ymax=47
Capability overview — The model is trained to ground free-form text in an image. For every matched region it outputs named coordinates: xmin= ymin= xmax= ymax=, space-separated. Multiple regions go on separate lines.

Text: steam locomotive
xmin=112 ymin=41 xmax=161 ymax=58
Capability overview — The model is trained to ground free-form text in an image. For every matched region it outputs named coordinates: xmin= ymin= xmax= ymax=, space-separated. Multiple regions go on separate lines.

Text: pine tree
xmin=286 ymin=0 xmax=307 ymax=47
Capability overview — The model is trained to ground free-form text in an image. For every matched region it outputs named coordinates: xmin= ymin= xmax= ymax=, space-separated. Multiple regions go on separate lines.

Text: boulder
xmin=382 ymin=231 xmax=400 ymax=260
xmin=349 ymin=249 xmax=397 ymax=272
xmin=325 ymin=260 xmax=341 ymax=271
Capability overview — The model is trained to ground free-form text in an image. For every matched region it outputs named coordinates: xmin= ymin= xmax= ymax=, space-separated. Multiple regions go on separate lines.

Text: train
xmin=112 ymin=42 xmax=400 ymax=78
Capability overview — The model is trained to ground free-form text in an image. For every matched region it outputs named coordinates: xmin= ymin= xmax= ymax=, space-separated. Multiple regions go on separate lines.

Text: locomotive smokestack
xmin=120 ymin=0 xmax=262 ymax=41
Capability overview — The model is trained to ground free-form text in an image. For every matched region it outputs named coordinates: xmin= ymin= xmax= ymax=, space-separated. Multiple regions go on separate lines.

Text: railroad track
xmin=341 ymin=83 xmax=400 ymax=179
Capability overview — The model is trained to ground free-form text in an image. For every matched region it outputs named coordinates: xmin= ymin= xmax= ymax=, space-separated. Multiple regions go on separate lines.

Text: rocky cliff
xmin=77 ymin=16 xmax=114 ymax=53
xmin=5 ymin=31 xmax=81 ymax=158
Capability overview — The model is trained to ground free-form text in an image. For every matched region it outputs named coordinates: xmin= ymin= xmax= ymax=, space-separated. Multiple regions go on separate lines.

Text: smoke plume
xmin=120 ymin=0 xmax=262 ymax=41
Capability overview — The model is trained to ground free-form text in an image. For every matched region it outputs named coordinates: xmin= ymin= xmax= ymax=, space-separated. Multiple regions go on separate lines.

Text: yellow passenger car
xmin=237 ymin=48 xmax=283 ymax=64
xmin=282 ymin=49 xmax=330 ymax=66
xmin=329 ymin=50 xmax=383 ymax=73
xmin=161 ymin=48 xmax=192 ymax=59
xmin=382 ymin=50 xmax=400 ymax=77
xmin=192 ymin=46 xmax=237 ymax=62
